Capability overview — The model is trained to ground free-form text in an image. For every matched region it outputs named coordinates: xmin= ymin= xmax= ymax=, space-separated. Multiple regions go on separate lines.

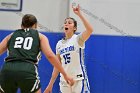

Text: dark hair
xmin=21 ymin=14 xmax=37 ymax=28
xmin=65 ymin=17 xmax=77 ymax=32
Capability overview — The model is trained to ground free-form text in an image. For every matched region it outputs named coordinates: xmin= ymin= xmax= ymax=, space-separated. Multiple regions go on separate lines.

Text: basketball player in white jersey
xmin=44 ymin=4 xmax=93 ymax=93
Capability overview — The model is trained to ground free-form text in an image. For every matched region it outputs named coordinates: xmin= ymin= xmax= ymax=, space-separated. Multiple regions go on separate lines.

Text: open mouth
xmin=65 ymin=27 xmax=68 ymax=30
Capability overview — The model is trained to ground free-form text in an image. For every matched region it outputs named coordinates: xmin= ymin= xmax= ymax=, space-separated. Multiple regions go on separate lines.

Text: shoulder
xmin=2 ymin=33 xmax=13 ymax=44
xmin=73 ymin=34 xmax=78 ymax=37
xmin=12 ymin=29 xmax=22 ymax=34
xmin=14 ymin=29 xmax=25 ymax=32
xmin=70 ymin=34 xmax=78 ymax=41
xmin=7 ymin=33 xmax=13 ymax=40
xmin=72 ymin=34 xmax=79 ymax=39
xmin=12 ymin=29 xmax=25 ymax=35
xmin=30 ymin=29 xmax=38 ymax=32
xmin=56 ymin=39 xmax=63 ymax=47
xmin=39 ymin=33 xmax=48 ymax=40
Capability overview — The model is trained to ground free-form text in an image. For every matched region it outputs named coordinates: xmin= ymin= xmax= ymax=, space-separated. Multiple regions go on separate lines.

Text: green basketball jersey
xmin=5 ymin=29 xmax=41 ymax=64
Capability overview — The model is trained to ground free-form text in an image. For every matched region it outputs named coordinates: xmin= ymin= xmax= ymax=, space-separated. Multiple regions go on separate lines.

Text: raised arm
xmin=39 ymin=33 xmax=74 ymax=87
xmin=73 ymin=4 xmax=93 ymax=42
xmin=0 ymin=34 xmax=12 ymax=55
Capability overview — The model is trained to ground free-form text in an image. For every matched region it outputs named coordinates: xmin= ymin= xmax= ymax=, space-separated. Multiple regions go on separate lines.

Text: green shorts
xmin=0 ymin=61 xmax=41 ymax=93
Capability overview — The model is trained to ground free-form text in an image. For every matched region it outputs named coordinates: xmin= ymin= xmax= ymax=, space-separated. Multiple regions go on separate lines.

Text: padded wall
xmin=0 ymin=30 xmax=140 ymax=93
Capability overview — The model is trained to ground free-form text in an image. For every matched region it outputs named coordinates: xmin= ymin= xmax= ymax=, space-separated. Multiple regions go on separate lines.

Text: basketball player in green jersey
xmin=0 ymin=14 xmax=74 ymax=93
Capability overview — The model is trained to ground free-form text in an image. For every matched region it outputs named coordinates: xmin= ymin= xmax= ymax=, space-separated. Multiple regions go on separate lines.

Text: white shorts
xmin=59 ymin=79 xmax=90 ymax=93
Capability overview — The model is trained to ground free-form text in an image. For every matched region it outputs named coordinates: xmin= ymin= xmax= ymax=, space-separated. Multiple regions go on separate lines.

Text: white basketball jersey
xmin=56 ymin=34 xmax=88 ymax=81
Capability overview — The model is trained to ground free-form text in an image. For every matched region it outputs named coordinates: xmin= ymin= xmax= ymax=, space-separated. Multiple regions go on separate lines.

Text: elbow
xmin=46 ymin=52 xmax=58 ymax=63
xmin=90 ymin=26 xmax=93 ymax=33
xmin=47 ymin=53 xmax=55 ymax=60
xmin=88 ymin=27 xmax=93 ymax=34
xmin=87 ymin=25 xmax=93 ymax=34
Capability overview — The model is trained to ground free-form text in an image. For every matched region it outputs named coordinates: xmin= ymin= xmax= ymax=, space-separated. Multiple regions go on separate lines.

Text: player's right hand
xmin=64 ymin=74 xmax=75 ymax=86
xmin=72 ymin=4 xmax=81 ymax=16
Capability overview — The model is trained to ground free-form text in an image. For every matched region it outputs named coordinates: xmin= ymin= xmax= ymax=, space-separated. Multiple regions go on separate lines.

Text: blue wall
xmin=0 ymin=30 xmax=140 ymax=93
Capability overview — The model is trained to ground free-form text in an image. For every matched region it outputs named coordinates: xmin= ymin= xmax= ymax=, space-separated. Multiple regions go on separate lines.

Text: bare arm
xmin=44 ymin=54 xmax=60 ymax=93
xmin=73 ymin=5 xmax=93 ymax=42
xmin=0 ymin=34 xmax=12 ymax=55
xmin=48 ymin=54 xmax=60 ymax=86
xmin=48 ymin=67 xmax=59 ymax=87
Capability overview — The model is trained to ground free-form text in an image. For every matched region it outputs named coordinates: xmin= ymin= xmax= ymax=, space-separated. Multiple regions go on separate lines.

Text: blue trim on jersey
xmin=86 ymin=79 xmax=90 ymax=91
xmin=79 ymin=48 xmax=85 ymax=78
xmin=81 ymin=79 xmax=84 ymax=93
xmin=79 ymin=48 xmax=91 ymax=92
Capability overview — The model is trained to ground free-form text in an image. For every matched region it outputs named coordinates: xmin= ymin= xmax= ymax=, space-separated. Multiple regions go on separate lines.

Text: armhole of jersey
xmin=37 ymin=31 xmax=41 ymax=50
xmin=7 ymin=33 xmax=14 ymax=47
xmin=77 ymin=34 xmax=85 ymax=49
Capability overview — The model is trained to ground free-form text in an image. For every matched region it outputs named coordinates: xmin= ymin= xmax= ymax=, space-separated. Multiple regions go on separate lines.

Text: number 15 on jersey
xmin=63 ymin=53 xmax=71 ymax=64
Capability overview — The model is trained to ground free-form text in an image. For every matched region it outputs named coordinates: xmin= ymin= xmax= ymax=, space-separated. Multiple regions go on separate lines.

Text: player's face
xmin=63 ymin=18 xmax=76 ymax=35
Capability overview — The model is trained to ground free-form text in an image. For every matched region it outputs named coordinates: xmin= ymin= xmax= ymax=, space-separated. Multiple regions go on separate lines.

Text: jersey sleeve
xmin=76 ymin=33 xmax=85 ymax=49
